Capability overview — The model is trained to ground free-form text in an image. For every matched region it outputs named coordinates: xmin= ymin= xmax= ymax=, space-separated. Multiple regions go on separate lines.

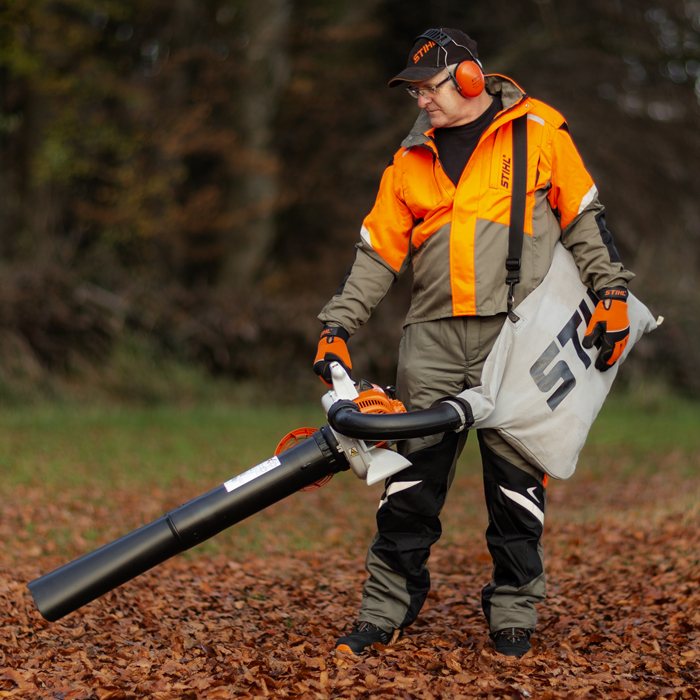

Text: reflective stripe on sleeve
xmin=577 ymin=184 xmax=598 ymax=215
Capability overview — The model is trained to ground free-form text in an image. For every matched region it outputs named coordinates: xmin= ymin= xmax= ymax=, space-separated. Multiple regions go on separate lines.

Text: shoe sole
xmin=335 ymin=644 xmax=358 ymax=656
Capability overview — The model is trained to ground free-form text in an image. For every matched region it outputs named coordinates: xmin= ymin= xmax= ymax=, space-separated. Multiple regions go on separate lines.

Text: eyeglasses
xmin=405 ymin=75 xmax=451 ymax=99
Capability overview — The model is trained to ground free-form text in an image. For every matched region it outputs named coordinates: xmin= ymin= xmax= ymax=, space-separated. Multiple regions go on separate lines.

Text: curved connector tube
xmin=327 ymin=397 xmax=473 ymax=441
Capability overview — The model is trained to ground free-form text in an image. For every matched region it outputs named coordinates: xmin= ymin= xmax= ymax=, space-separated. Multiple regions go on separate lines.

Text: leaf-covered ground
xmin=1 ymin=409 xmax=699 ymax=699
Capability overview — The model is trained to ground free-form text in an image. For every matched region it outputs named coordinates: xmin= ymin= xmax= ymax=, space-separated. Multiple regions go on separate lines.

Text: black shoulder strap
xmin=506 ymin=114 xmax=528 ymax=321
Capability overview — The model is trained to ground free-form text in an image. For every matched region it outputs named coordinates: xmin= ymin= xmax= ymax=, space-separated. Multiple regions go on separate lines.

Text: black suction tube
xmin=28 ymin=426 xmax=347 ymax=622
xmin=327 ymin=397 xmax=474 ymax=441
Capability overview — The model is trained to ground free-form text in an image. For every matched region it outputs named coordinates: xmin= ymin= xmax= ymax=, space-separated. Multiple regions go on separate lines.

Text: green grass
xmin=1 ymin=388 xmax=699 ymax=559
xmin=0 ymin=402 xmax=327 ymax=489
xmin=1 ymin=386 xmax=699 ymax=488
xmin=586 ymin=389 xmax=700 ymax=453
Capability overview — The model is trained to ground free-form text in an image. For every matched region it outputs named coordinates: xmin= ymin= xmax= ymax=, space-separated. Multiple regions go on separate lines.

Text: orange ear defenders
xmin=452 ymin=60 xmax=485 ymax=97
xmin=417 ymin=29 xmax=485 ymax=98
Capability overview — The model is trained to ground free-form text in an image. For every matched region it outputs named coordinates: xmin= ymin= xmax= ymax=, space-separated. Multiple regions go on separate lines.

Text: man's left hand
xmin=582 ymin=287 xmax=630 ymax=372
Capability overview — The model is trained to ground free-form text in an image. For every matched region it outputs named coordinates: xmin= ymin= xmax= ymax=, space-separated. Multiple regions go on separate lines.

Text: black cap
xmin=388 ymin=28 xmax=479 ymax=88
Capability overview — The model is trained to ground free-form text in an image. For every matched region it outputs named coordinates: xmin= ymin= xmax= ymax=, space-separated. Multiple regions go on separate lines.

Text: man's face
xmin=411 ymin=70 xmax=469 ymax=129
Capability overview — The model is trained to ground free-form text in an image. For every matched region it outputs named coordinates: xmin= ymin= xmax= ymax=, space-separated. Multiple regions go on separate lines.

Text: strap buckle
xmin=505 ymin=256 xmax=521 ymax=272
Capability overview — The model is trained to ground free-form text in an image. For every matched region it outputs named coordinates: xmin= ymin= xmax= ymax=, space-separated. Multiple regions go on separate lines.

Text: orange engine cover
xmin=353 ymin=384 xmax=406 ymax=415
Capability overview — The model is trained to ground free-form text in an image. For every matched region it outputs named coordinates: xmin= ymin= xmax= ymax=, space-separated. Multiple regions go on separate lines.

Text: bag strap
xmin=506 ymin=114 xmax=528 ymax=321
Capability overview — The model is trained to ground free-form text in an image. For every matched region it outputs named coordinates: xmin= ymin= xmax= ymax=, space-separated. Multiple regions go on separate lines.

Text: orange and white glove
xmin=313 ymin=326 xmax=352 ymax=387
xmin=582 ymin=287 xmax=630 ymax=372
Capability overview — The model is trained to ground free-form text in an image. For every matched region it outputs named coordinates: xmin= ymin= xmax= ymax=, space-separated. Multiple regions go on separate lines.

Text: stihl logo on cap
xmin=413 ymin=40 xmax=436 ymax=64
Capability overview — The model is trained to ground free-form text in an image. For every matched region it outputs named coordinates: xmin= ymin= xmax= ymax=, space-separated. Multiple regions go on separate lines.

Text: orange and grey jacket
xmin=319 ymin=75 xmax=634 ymax=335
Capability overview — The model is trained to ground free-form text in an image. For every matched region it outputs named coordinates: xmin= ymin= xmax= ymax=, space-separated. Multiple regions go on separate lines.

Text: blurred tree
xmin=0 ymin=0 xmax=244 ymax=281
xmin=222 ymin=0 xmax=291 ymax=288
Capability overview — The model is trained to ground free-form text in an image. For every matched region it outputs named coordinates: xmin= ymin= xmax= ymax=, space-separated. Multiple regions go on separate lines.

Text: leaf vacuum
xmin=28 ymin=364 xmax=472 ymax=621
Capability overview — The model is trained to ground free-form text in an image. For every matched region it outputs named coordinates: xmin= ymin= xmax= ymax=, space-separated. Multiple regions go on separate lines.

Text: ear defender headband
xmin=416 ymin=29 xmax=485 ymax=98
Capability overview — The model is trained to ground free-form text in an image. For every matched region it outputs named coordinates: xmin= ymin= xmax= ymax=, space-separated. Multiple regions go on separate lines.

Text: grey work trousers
xmin=357 ymin=315 xmax=547 ymax=636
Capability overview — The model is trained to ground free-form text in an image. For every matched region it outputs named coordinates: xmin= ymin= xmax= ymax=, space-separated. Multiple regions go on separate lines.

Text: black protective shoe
xmin=335 ymin=621 xmax=393 ymax=655
xmin=491 ymin=628 xmax=532 ymax=657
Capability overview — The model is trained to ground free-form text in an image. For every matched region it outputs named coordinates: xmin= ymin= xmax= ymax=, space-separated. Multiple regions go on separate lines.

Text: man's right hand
xmin=313 ymin=326 xmax=352 ymax=387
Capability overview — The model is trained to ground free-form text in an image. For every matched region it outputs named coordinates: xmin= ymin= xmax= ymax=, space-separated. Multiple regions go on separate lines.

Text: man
xmin=313 ymin=28 xmax=633 ymax=657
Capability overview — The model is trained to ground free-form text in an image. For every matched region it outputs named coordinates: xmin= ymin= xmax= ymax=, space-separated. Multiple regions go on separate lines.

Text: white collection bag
xmin=457 ymin=242 xmax=659 ymax=479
